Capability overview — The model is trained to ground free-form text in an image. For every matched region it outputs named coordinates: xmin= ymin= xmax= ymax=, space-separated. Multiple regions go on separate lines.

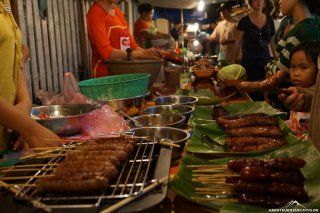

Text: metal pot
xmin=105 ymin=59 xmax=162 ymax=89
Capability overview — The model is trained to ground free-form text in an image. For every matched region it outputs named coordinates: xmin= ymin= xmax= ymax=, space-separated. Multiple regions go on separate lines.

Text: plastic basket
xmin=78 ymin=73 xmax=150 ymax=101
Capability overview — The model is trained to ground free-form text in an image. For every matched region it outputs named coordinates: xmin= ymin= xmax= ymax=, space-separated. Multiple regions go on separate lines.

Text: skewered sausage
xmin=239 ymin=194 xmax=293 ymax=208
xmin=37 ymin=175 xmax=109 ymax=193
xmin=93 ymin=137 xmax=136 ymax=145
xmin=67 ymin=150 xmax=129 ymax=162
xmin=240 ymin=166 xmax=271 ymax=182
xmin=265 ymin=158 xmax=306 ymax=171
xmin=225 ymin=137 xmax=287 ymax=147
xmin=65 ymin=154 xmax=120 ymax=167
xmin=78 ymin=142 xmax=134 ymax=153
xmin=227 ymin=158 xmax=306 ymax=172
xmin=236 ymin=70 xmax=287 ymax=93
xmin=268 ymin=182 xmax=308 ymax=201
xmin=217 ymin=116 xmax=279 ymax=129
xmin=55 ymin=161 xmax=118 ymax=178
xmin=226 ymin=126 xmax=283 ymax=138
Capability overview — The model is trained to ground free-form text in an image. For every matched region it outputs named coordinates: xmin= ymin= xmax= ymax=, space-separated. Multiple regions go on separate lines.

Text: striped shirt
xmin=266 ymin=16 xmax=320 ymax=75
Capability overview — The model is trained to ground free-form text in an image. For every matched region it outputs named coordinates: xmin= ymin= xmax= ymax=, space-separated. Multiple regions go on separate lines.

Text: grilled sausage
xmin=67 ymin=150 xmax=129 ymax=162
xmin=225 ymin=126 xmax=283 ymax=138
xmin=37 ymin=175 xmax=109 ymax=193
xmin=225 ymin=137 xmax=286 ymax=147
xmin=227 ymin=158 xmax=306 ymax=172
xmin=228 ymin=139 xmax=287 ymax=152
xmin=65 ymin=154 xmax=120 ymax=167
xmin=55 ymin=161 xmax=118 ymax=178
xmin=78 ymin=142 xmax=134 ymax=153
xmin=217 ymin=116 xmax=279 ymax=129
xmin=236 ymin=70 xmax=287 ymax=93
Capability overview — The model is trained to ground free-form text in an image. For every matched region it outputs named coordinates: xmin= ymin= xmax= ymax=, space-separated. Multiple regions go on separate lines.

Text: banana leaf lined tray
xmin=188 ymin=101 xmax=287 ymax=127
xmin=185 ymin=119 xmax=297 ymax=155
xmin=170 ymin=141 xmax=320 ymax=212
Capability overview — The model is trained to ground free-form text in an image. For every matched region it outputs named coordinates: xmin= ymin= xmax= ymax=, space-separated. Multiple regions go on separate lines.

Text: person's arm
xmin=278 ymin=87 xmax=314 ymax=112
xmin=139 ymin=30 xmax=170 ymax=40
xmin=0 ymin=97 xmax=61 ymax=148
xmin=269 ymin=35 xmax=277 ymax=60
xmin=231 ymin=30 xmax=244 ymax=64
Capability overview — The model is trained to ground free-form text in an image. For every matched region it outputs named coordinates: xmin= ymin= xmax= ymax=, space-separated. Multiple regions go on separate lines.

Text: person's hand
xmin=278 ymin=87 xmax=305 ymax=111
xmin=132 ymin=47 xmax=163 ymax=60
xmin=20 ymin=123 xmax=62 ymax=149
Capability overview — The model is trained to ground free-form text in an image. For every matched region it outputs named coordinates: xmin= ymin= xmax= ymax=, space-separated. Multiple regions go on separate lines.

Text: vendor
xmin=87 ymin=0 xmax=163 ymax=78
xmin=133 ymin=3 xmax=171 ymax=49
xmin=0 ymin=0 xmax=60 ymax=153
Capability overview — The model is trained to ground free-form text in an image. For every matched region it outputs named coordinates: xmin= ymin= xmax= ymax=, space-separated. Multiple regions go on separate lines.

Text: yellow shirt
xmin=0 ymin=0 xmax=22 ymax=151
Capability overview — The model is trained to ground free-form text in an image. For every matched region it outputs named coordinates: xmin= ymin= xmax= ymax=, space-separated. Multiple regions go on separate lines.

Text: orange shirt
xmin=133 ymin=18 xmax=156 ymax=48
xmin=87 ymin=3 xmax=138 ymax=78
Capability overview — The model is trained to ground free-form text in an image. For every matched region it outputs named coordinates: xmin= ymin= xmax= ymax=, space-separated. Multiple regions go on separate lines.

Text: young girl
xmin=288 ymin=41 xmax=320 ymax=138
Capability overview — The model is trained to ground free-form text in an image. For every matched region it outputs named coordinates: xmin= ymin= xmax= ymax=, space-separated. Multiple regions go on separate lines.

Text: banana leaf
xmin=186 ymin=119 xmax=295 ymax=155
xmin=176 ymin=89 xmax=236 ymax=106
xmin=170 ymin=141 xmax=320 ymax=212
xmin=188 ymin=101 xmax=287 ymax=126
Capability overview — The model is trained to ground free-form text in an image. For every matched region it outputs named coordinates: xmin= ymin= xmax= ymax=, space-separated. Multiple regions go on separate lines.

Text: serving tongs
xmin=201 ymin=134 xmax=228 ymax=151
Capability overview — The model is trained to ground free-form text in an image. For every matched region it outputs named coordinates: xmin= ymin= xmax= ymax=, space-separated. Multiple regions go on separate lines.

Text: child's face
xmin=290 ymin=50 xmax=317 ymax=88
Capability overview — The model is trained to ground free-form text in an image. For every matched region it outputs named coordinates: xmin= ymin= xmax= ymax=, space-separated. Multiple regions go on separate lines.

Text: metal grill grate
xmin=0 ymin=137 xmax=166 ymax=211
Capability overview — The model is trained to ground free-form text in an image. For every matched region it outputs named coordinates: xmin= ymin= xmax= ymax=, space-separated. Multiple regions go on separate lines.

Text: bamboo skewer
xmin=0 ymin=163 xmax=58 ymax=170
xmin=32 ymin=145 xmax=77 ymax=151
xmin=0 ymin=168 xmax=55 ymax=173
xmin=191 ymin=196 xmax=238 ymax=203
xmin=5 ymin=183 xmax=37 ymax=187
xmin=0 ymin=174 xmax=54 ymax=180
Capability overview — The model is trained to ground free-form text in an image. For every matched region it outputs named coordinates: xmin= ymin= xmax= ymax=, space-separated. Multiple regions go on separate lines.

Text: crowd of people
xmin=1 ymin=0 xmax=320 ymax=154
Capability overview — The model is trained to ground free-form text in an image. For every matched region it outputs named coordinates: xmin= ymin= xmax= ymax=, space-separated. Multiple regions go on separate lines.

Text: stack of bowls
xmin=128 ymin=113 xmax=185 ymax=128
xmin=143 ymin=104 xmax=194 ymax=126
xmin=154 ymin=95 xmax=199 ymax=107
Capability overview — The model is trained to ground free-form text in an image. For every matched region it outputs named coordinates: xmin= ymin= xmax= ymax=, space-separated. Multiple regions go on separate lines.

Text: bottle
xmin=179 ymin=48 xmax=191 ymax=95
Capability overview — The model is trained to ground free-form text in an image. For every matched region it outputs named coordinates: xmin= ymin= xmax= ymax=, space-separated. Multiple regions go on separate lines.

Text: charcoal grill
xmin=0 ymin=137 xmax=172 ymax=212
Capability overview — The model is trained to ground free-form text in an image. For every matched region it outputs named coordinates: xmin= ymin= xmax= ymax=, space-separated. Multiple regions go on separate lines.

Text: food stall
xmin=1 ymin=1 xmax=320 ymax=213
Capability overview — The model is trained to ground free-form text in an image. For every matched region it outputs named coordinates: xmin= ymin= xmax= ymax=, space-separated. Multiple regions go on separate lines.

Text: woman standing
xmin=233 ymin=0 xmax=276 ymax=101
xmin=87 ymin=0 xmax=163 ymax=78
xmin=0 ymin=0 xmax=60 ymax=152
xmin=133 ymin=3 xmax=170 ymax=49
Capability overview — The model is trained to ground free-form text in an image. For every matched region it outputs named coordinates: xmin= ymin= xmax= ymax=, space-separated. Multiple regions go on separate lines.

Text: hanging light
xmin=198 ymin=0 xmax=205 ymax=11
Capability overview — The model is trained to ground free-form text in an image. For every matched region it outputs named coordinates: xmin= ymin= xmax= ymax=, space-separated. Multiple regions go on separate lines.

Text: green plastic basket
xmin=78 ymin=73 xmax=150 ymax=101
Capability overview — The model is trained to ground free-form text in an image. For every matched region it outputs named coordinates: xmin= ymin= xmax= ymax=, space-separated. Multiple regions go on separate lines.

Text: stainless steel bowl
xmin=128 ymin=113 xmax=185 ymax=128
xmin=124 ymin=127 xmax=190 ymax=160
xmin=154 ymin=95 xmax=199 ymax=106
xmin=104 ymin=94 xmax=146 ymax=116
xmin=31 ymin=104 xmax=96 ymax=136
xmin=143 ymin=104 xmax=194 ymax=126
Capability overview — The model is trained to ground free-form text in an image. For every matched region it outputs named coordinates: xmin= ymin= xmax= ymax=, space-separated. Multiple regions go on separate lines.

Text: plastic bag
xmin=80 ymin=105 xmax=129 ymax=138
xmin=36 ymin=72 xmax=95 ymax=105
